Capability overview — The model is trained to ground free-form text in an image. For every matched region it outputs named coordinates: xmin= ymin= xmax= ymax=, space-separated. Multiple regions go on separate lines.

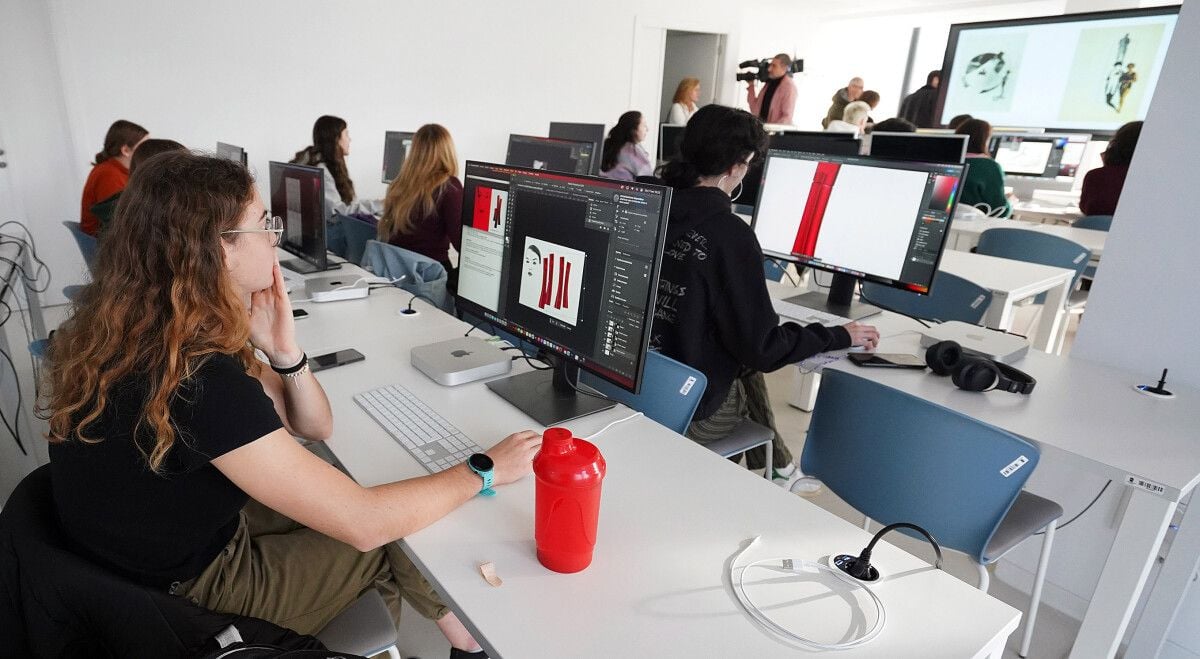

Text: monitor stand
xmin=486 ymin=356 xmax=615 ymax=427
xmin=782 ymin=272 xmax=880 ymax=320
xmin=280 ymin=258 xmax=342 ymax=275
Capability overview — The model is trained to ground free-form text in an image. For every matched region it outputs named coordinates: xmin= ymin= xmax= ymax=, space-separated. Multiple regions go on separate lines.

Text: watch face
xmin=469 ymin=453 xmax=494 ymax=472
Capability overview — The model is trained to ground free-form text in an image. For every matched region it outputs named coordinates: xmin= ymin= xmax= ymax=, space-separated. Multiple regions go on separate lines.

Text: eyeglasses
xmin=222 ymin=214 xmax=284 ymax=246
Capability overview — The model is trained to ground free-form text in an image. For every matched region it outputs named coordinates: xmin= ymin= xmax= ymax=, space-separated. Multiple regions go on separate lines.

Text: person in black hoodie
xmin=652 ymin=105 xmax=878 ymax=488
xmin=899 ymin=70 xmax=941 ymax=128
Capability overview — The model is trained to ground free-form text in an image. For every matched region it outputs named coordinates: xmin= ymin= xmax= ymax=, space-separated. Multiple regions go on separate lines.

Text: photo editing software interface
xmin=990 ymin=133 xmax=1086 ymax=178
xmin=457 ymin=162 xmax=668 ymax=390
xmin=269 ymin=161 xmax=326 ymax=271
xmin=752 ymin=150 xmax=966 ymax=294
xmin=505 ymin=135 xmax=595 ymax=175
xmin=382 ymin=131 xmax=415 ymax=183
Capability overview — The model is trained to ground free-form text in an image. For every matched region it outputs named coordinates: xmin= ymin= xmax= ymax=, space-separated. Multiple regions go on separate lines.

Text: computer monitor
xmin=658 ymin=124 xmax=685 ymax=163
xmin=504 ymin=135 xmax=595 ymax=175
xmin=456 ymin=161 xmax=672 ymax=425
xmin=382 ymin=131 xmax=415 ymax=184
xmin=751 ymin=149 xmax=967 ymax=319
xmin=548 ymin=123 xmax=606 ymax=175
xmin=990 ymin=132 xmax=1091 ymax=199
xmin=216 ymin=142 xmax=247 ymax=166
xmin=734 ymin=131 xmax=861 ymax=214
xmin=868 ymin=132 xmax=968 ymax=164
xmin=1071 ymin=139 xmax=1109 ymax=193
xmin=269 ymin=161 xmax=337 ymax=274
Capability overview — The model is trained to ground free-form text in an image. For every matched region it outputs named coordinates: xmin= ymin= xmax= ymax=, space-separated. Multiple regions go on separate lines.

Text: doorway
xmin=660 ymin=31 xmax=725 ymax=125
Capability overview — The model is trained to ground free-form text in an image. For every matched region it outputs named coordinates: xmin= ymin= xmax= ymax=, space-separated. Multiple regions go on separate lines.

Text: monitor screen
xmin=216 ymin=142 xmax=247 ymax=165
xmin=935 ymin=6 xmax=1179 ymax=132
xmin=269 ymin=161 xmax=327 ymax=273
xmin=658 ymin=124 xmax=685 ymax=163
xmin=382 ymin=131 xmax=414 ymax=184
xmin=752 ymin=150 xmax=966 ymax=295
xmin=457 ymin=161 xmax=671 ymax=392
xmin=548 ymin=123 xmax=605 ymax=175
xmin=989 ymin=133 xmax=1086 ymax=178
xmin=868 ymin=132 xmax=968 ymax=164
xmin=504 ymin=135 xmax=594 ymax=175
xmin=736 ymin=132 xmax=860 ymax=212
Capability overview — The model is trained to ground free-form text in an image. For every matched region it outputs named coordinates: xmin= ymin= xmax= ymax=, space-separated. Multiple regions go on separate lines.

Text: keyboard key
xmin=354 ymin=383 xmax=484 ymax=474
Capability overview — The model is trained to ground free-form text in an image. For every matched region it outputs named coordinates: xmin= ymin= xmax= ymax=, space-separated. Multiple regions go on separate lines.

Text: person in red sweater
xmin=1079 ymin=121 xmax=1142 ymax=218
xmin=79 ymin=120 xmax=148 ymax=236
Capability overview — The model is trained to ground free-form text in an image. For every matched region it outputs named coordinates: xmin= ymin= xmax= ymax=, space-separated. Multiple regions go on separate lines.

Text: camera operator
xmin=745 ymin=53 xmax=797 ymax=126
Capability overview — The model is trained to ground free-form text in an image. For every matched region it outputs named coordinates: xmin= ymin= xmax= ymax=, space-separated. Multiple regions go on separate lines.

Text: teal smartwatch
xmin=467 ymin=453 xmax=496 ymax=497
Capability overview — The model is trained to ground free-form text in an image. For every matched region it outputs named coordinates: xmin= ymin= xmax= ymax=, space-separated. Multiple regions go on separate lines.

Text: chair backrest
xmin=763 ymin=258 xmax=788 ymax=283
xmin=1073 ymin=215 xmax=1113 ymax=231
xmin=975 ymin=228 xmax=1091 ymax=295
xmin=578 ymin=351 xmax=707 ymax=435
xmin=360 ymin=240 xmax=452 ymax=312
xmin=62 ymin=221 xmax=97 ymax=272
xmin=799 ymin=369 xmax=1040 ymax=563
xmin=338 ymin=214 xmax=378 ymax=265
xmin=860 ymin=271 xmax=991 ymax=324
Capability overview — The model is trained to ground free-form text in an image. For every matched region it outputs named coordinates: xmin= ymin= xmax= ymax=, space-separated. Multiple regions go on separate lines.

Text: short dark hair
xmin=660 ymin=105 xmax=768 ymax=189
xmin=859 ymin=90 xmax=881 ymax=108
xmin=871 ymin=118 xmax=917 ymax=133
xmin=927 ymin=70 xmax=941 ymax=86
xmin=774 ymin=53 xmax=792 ymax=68
xmin=1105 ymin=121 xmax=1143 ymax=167
xmin=956 ymin=119 xmax=992 ymax=155
xmin=129 ymin=139 xmax=187 ymax=175
xmin=948 ymin=114 xmax=974 ymax=130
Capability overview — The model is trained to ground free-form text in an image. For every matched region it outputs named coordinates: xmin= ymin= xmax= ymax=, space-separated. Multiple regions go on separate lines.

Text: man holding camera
xmin=746 ymin=53 xmax=797 ymax=126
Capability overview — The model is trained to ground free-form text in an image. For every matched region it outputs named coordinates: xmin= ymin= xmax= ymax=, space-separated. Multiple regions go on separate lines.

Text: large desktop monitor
xmin=456 ymin=161 xmax=672 ymax=425
xmin=216 ymin=142 xmax=247 ymax=166
xmin=548 ymin=122 xmax=606 ymax=175
xmin=734 ymin=131 xmax=861 ymax=214
xmin=868 ymin=132 xmax=968 ymax=164
xmin=269 ymin=161 xmax=336 ymax=274
xmin=658 ymin=124 xmax=685 ymax=163
xmin=751 ymin=149 xmax=967 ymax=319
xmin=381 ymin=130 xmax=415 ymax=184
xmin=504 ymin=135 xmax=595 ymax=175
xmin=989 ymin=132 xmax=1091 ymax=199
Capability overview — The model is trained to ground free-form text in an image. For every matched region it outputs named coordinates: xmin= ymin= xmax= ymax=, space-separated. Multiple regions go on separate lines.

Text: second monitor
xmin=382 ymin=131 xmax=415 ymax=184
xmin=505 ymin=135 xmax=595 ymax=175
xmin=548 ymin=122 xmax=605 ymax=175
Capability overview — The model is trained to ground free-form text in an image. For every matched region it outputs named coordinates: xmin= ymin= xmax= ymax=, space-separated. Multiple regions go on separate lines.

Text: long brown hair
xmin=292 ymin=115 xmax=356 ymax=203
xmin=93 ymin=120 xmax=148 ymax=165
xmin=377 ymin=124 xmax=458 ymax=240
xmin=957 ymin=118 xmax=993 ymax=155
xmin=673 ymin=77 xmax=700 ymax=109
xmin=42 ymin=151 xmax=257 ymax=472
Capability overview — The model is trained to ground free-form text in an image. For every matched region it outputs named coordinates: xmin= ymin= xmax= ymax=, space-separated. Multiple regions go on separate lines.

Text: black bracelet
xmin=271 ymin=353 xmax=308 ymax=375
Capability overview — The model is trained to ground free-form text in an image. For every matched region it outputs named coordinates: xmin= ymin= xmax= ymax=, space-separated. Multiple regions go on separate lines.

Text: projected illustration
xmin=518 ymin=237 xmax=586 ymax=326
xmin=1059 ymin=23 xmax=1165 ymax=123
xmin=962 ymin=52 xmax=1012 ymax=100
xmin=948 ymin=31 xmax=1027 ymax=113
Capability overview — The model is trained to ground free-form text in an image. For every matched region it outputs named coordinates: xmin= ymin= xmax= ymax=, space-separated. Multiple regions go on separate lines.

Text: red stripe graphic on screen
xmin=537 ymin=253 xmax=574 ymax=310
xmin=793 ymin=161 xmax=841 ymax=257
xmin=540 ymin=255 xmax=553 ymax=308
xmin=492 ymin=196 xmax=503 ymax=228
xmin=473 ymin=188 xmax=493 ymax=230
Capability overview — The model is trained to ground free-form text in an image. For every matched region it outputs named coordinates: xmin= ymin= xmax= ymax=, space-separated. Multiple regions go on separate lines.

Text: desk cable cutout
xmin=730 ymin=536 xmax=886 ymax=650
xmin=581 ymin=412 xmax=643 ymax=441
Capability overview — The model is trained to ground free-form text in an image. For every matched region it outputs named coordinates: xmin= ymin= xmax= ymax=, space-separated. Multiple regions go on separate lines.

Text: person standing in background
xmin=822 ymin=77 xmax=863 ymax=128
xmin=899 ymin=70 xmax=941 ymax=128
xmin=80 ymin=120 xmax=148 ymax=236
xmin=668 ymin=77 xmax=701 ymax=124
xmin=746 ymin=54 xmax=798 ymax=125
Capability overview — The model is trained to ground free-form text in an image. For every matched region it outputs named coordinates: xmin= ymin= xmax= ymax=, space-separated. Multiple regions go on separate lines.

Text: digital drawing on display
xmin=1059 ymin=23 xmax=1165 ymax=123
xmin=948 ymin=31 xmax=1027 ymax=113
xmin=285 ymin=178 xmax=303 ymax=243
xmin=517 ymin=237 xmax=586 ymax=326
xmin=792 ymin=161 xmax=841 ymax=257
xmin=471 ymin=187 xmax=508 ymax=235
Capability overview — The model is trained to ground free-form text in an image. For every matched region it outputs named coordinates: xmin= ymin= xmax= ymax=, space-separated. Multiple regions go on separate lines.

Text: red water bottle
xmin=533 ymin=427 xmax=606 ymax=573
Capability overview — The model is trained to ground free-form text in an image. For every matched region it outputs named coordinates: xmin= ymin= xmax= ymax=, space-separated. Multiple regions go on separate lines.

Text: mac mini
xmin=919 ymin=321 xmax=1030 ymax=364
xmin=411 ymin=337 xmax=512 ymax=386
xmin=305 ymin=275 xmax=370 ymax=302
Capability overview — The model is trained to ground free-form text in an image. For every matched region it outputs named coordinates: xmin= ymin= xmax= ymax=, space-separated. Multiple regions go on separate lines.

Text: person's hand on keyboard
xmin=486 ymin=430 xmax=542 ymax=485
xmin=843 ymin=321 xmax=880 ymax=351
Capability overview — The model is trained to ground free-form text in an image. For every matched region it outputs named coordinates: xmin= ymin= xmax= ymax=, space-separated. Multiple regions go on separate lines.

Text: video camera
xmin=736 ymin=56 xmax=804 ymax=83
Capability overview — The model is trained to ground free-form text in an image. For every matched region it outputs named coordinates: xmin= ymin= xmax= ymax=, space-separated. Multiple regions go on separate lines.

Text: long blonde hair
xmin=378 ymin=124 xmax=458 ymax=240
xmin=673 ymin=77 xmax=700 ymax=109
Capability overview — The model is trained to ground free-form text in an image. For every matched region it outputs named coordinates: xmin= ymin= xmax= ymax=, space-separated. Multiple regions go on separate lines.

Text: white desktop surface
xmin=288 ymin=277 xmax=1019 ymax=658
xmin=947 ymin=217 xmax=1106 ymax=260
xmin=1010 ymin=190 xmax=1083 ymax=224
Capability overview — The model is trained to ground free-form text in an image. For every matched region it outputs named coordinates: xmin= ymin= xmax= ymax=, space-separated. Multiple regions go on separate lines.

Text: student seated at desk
xmin=599 ymin=111 xmax=654 ymax=181
xmin=956 ymin=118 xmax=1012 ymax=217
xmin=825 ymin=101 xmax=870 ymax=137
xmin=89 ymin=138 xmax=187 ymax=233
xmin=651 ymin=105 xmax=878 ymax=489
xmin=291 ymin=115 xmax=383 ymax=220
xmin=44 ymin=152 xmax=539 ymax=658
xmin=378 ymin=124 xmax=463 ymax=291
xmin=1080 ymin=120 xmax=1142 ymax=217
xmin=79 ymin=120 xmax=148 ymax=237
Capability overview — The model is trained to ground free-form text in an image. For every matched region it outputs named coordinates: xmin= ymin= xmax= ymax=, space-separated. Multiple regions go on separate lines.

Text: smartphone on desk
xmin=309 ymin=348 xmax=365 ymax=372
xmin=292 ymin=308 xmax=309 ymax=319
xmin=848 ymin=353 xmax=926 ymax=369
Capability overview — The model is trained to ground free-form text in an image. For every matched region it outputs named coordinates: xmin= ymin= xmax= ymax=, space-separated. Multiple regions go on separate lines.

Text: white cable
xmin=730 ymin=536 xmax=886 ymax=651
xmin=581 ymin=411 xmax=643 ymax=440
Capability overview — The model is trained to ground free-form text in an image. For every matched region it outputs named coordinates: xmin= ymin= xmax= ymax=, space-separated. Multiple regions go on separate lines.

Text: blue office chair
xmin=580 ymin=352 xmax=775 ymax=479
xmin=324 ymin=216 xmax=348 ymax=260
xmin=62 ymin=221 xmax=97 ymax=273
xmin=801 ymin=370 xmax=1061 ymax=658
xmin=337 ymin=214 xmax=378 ymax=266
xmin=763 ymin=258 xmax=788 ymax=283
xmin=360 ymin=240 xmax=452 ymax=313
xmin=1072 ymin=215 xmax=1112 ymax=231
xmin=860 ymin=272 xmax=991 ymax=325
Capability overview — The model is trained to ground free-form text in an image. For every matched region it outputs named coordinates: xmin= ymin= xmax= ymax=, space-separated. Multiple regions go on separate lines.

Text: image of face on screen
xmin=518 ymin=237 xmax=586 ymax=326
xmin=1059 ymin=23 xmax=1165 ymax=123
xmin=952 ymin=31 xmax=1027 ymax=112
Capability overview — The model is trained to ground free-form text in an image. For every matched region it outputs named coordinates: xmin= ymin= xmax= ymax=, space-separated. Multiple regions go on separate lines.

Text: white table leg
xmin=1125 ymin=493 xmax=1200 ymax=658
xmin=1030 ymin=275 xmax=1070 ymax=353
xmin=1069 ymin=487 xmax=1177 ymax=659
xmin=789 ymin=369 xmax=821 ymax=412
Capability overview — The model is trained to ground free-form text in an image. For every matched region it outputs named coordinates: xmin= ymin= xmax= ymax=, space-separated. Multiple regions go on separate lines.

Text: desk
xmin=947 ymin=217 xmax=1107 ymax=265
xmin=288 ymin=279 xmax=1020 ymax=658
xmin=786 ymin=306 xmax=1200 ymax=658
xmin=1010 ymin=191 xmax=1083 ymax=225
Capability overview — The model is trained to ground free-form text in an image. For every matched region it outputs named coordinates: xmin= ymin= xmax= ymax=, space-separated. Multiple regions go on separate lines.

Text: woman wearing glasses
xmin=44 ymin=152 xmax=539 ymax=658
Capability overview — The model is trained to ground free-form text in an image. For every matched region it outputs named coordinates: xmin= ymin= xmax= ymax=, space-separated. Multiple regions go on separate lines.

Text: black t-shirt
xmin=50 ymin=353 xmax=283 ymax=588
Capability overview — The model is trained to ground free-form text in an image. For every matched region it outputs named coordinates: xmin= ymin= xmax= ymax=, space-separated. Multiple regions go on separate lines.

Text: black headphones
xmin=924 ymin=340 xmax=1036 ymax=394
